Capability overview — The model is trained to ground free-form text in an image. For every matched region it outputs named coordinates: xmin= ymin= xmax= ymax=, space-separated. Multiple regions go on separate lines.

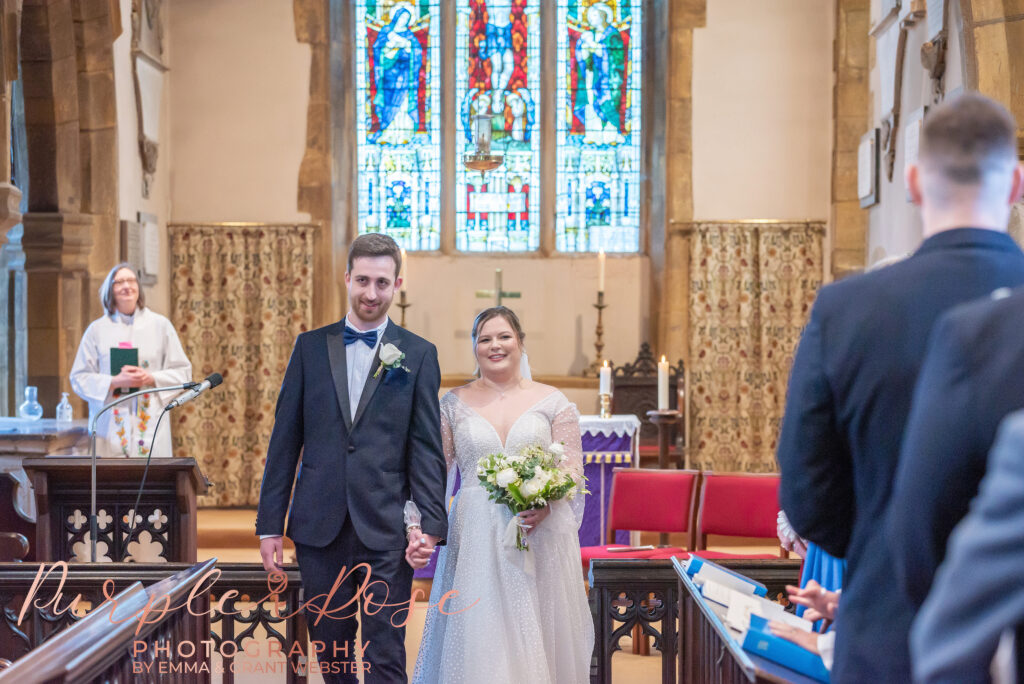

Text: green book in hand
xmin=110 ymin=347 xmax=139 ymax=396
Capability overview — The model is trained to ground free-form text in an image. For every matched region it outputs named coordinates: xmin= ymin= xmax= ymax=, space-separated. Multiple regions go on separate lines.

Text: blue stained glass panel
xmin=455 ymin=0 xmax=542 ymax=252
xmin=556 ymin=0 xmax=642 ymax=252
xmin=355 ymin=1 xmax=442 ymax=251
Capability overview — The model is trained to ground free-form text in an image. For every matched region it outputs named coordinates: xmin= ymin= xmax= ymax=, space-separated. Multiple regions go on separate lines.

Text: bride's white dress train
xmin=413 ymin=390 xmax=595 ymax=684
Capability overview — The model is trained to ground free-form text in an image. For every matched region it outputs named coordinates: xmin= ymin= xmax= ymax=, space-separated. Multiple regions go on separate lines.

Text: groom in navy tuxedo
xmin=257 ymin=233 xmax=448 ymax=683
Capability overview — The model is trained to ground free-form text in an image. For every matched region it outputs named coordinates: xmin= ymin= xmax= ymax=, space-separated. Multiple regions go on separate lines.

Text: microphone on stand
xmin=125 ymin=371 xmax=224 ymax=553
xmin=165 ymin=373 xmax=223 ymax=411
xmin=87 ymin=379 xmax=198 ymax=563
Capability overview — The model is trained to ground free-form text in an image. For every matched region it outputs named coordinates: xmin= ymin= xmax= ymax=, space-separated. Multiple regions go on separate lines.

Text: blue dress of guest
xmin=797 ymin=542 xmax=846 ymax=629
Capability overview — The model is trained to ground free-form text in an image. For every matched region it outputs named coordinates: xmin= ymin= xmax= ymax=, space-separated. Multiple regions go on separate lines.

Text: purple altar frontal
xmin=414 ymin=414 xmax=641 ymax=578
xmin=578 ymin=419 xmax=640 ymax=547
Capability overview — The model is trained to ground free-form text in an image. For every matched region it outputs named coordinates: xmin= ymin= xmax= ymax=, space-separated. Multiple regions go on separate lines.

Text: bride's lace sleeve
xmin=552 ymin=401 xmax=586 ymax=529
xmin=440 ymin=395 xmax=456 ymax=471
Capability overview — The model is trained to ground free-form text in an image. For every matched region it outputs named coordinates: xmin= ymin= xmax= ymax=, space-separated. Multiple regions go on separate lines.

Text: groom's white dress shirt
xmin=345 ymin=314 xmax=388 ymax=418
xmin=260 ymin=314 xmax=389 ymax=541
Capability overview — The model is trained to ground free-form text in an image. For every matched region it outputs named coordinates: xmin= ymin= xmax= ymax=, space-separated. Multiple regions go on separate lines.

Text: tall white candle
xmin=658 ymin=356 xmax=669 ymax=410
xmin=598 ymin=250 xmax=606 ymax=292
xmin=599 ymin=360 xmax=611 ymax=395
xmin=400 ymin=248 xmax=408 ymax=292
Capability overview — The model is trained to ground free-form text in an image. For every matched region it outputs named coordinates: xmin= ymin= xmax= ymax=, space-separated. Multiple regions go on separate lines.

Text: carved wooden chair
xmin=610 ymin=343 xmax=686 ymax=467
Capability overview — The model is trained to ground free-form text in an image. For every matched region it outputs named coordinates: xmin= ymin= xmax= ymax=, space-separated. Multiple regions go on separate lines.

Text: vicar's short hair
xmin=920 ymin=93 xmax=1018 ymax=186
xmin=99 ymin=262 xmax=146 ymax=315
xmin=472 ymin=306 xmax=526 ymax=347
xmin=348 ymin=233 xmax=402 ymax=278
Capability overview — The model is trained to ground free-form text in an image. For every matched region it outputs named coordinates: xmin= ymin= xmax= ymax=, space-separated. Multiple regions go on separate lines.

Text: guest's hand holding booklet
xmin=683 ymin=557 xmax=830 ymax=683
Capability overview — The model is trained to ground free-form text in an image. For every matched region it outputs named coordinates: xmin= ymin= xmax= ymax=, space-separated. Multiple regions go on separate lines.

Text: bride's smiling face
xmin=475 ymin=316 xmax=523 ymax=378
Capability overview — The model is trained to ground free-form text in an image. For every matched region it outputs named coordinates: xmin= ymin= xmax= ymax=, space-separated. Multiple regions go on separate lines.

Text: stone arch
xmin=18 ymin=0 xmax=119 ymax=410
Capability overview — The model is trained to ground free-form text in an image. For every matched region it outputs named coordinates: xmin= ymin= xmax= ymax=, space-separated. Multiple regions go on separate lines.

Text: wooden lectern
xmin=22 ymin=457 xmax=208 ymax=563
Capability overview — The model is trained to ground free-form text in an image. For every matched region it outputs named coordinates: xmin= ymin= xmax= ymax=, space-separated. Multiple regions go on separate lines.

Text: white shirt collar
xmin=344 ymin=313 xmax=390 ymax=337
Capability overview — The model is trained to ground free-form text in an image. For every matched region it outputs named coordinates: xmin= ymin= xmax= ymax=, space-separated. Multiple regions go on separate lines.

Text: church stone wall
xmin=166 ymin=0 xmax=312 ymax=226
xmin=864 ymin=0 xmax=968 ymax=267
xmin=691 ymin=0 xmax=834 ymax=223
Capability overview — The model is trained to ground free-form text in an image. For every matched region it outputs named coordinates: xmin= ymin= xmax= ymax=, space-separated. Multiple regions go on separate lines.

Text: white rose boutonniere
xmin=374 ymin=342 xmax=411 ymax=378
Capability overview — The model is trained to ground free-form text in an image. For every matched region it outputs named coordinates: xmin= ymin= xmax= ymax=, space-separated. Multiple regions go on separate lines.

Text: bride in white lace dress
xmin=412 ymin=306 xmax=595 ymax=684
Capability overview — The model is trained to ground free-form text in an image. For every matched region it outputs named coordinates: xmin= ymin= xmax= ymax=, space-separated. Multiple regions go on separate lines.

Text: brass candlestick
xmin=397 ymin=290 xmax=411 ymax=328
xmin=599 ymin=393 xmax=612 ymax=419
xmin=584 ymin=291 xmax=609 ymax=376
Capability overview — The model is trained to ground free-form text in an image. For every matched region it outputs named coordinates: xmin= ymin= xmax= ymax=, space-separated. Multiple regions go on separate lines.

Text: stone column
xmin=22 ymin=212 xmax=92 ymax=413
xmin=297 ymin=0 xmax=338 ymax=327
xmin=19 ymin=0 xmax=93 ymax=413
xmin=831 ymin=0 xmax=870 ymax=278
xmin=0 ymin=184 xmax=22 ymax=416
xmin=74 ymin=0 xmax=120 ymax=303
xmin=657 ymin=0 xmax=705 ymax=365
xmin=1 ymin=0 xmax=23 ymax=415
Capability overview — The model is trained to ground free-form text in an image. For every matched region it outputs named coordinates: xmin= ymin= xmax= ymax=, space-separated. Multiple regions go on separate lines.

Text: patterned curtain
xmin=169 ymin=224 xmax=315 ymax=506
xmin=688 ymin=221 xmax=824 ymax=473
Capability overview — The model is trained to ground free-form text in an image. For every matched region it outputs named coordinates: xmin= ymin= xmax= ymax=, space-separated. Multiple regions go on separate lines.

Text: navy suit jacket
xmin=910 ymin=410 xmax=1024 ymax=683
xmin=889 ymin=286 xmax=1024 ymax=608
xmin=256 ymin=319 xmax=448 ymax=550
xmin=777 ymin=228 xmax=1024 ymax=683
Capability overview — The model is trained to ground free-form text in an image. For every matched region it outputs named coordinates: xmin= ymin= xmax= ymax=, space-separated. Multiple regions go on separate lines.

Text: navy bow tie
xmin=344 ymin=327 xmax=378 ymax=348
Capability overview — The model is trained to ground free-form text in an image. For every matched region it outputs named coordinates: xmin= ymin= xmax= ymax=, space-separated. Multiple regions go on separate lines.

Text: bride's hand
xmin=519 ymin=505 xmax=550 ymax=535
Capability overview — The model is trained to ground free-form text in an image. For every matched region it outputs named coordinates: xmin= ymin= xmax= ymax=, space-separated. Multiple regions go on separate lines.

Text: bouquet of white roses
xmin=477 ymin=442 xmax=586 ymax=551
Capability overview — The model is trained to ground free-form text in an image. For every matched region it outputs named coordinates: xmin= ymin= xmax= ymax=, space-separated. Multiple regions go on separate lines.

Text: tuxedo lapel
xmin=351 ymin=321 xmax=395 ymax=429
xmin=326 ymin=325 xmax=353 ymax=430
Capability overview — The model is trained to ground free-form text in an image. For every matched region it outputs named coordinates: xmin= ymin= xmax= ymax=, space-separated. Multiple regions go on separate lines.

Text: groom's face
xmin=345 ymin=255 xmax=401 ymax=327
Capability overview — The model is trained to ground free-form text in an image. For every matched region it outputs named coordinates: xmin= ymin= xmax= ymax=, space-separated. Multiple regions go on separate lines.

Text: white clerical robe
xmin=70 ymin=308 xmax=192 ymax=458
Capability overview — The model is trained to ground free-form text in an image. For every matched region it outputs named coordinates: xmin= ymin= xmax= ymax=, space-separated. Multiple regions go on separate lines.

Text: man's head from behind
xmin=907 ymin=93 xmax=1023 ymax=234
xmin=345 ymin=233 xmax=403 ymax=327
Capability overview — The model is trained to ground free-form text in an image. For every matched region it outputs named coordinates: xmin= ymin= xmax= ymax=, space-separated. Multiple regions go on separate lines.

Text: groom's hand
xmin=260 ymin=536 xmax=285 ymax=573
xmin=405 ymin=528 xmax=440 ymax=569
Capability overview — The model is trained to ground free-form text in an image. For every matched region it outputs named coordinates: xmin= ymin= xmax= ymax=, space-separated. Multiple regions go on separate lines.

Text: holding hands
xmin=405 ymin=527 xmax=441 ymax=569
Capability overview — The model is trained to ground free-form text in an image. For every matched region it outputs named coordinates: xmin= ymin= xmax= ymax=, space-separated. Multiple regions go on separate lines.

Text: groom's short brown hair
xmin=348 ymin=233 xmax=402 ymax=278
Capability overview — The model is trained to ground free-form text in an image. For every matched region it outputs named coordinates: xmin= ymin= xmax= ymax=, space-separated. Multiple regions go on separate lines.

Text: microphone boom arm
xmin=88 ymin=383 xmax=195 ymax=563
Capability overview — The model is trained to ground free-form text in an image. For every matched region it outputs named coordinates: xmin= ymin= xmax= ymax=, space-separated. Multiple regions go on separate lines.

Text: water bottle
xmin=18 ymin=386 xmax=44 ymax=420
xmin=56 ymin=392 xmax=74 ymax=424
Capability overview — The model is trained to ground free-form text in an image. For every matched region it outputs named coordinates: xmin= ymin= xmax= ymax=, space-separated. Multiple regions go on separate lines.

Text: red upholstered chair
xmin=580 ymin=468 xmax=700 ymax=576
xmin=692 ymin=472 xmax=786 ymax=559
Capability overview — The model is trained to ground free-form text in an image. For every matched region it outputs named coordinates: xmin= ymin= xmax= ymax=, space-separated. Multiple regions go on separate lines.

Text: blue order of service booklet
xmin=741 ymin=614 xmax=830 ymax=683
xmin=685 ymin=556 xmax=768 ymax=597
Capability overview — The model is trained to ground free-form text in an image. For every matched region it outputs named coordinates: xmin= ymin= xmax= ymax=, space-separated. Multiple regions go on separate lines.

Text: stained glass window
xmin=355 ymin=1 xmax=442 ymax=251
xmin=556 ymin=0 xmax=642 ymax=252
xmin=454 ymin=0 xmax=542 ymax=252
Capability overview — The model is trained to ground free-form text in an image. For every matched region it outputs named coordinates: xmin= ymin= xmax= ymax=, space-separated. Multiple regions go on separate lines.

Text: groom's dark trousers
xmin=295 ymin=518 xmax=413 ymax=683
xmin=256 ymin=319 xmax=448 ymax=684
